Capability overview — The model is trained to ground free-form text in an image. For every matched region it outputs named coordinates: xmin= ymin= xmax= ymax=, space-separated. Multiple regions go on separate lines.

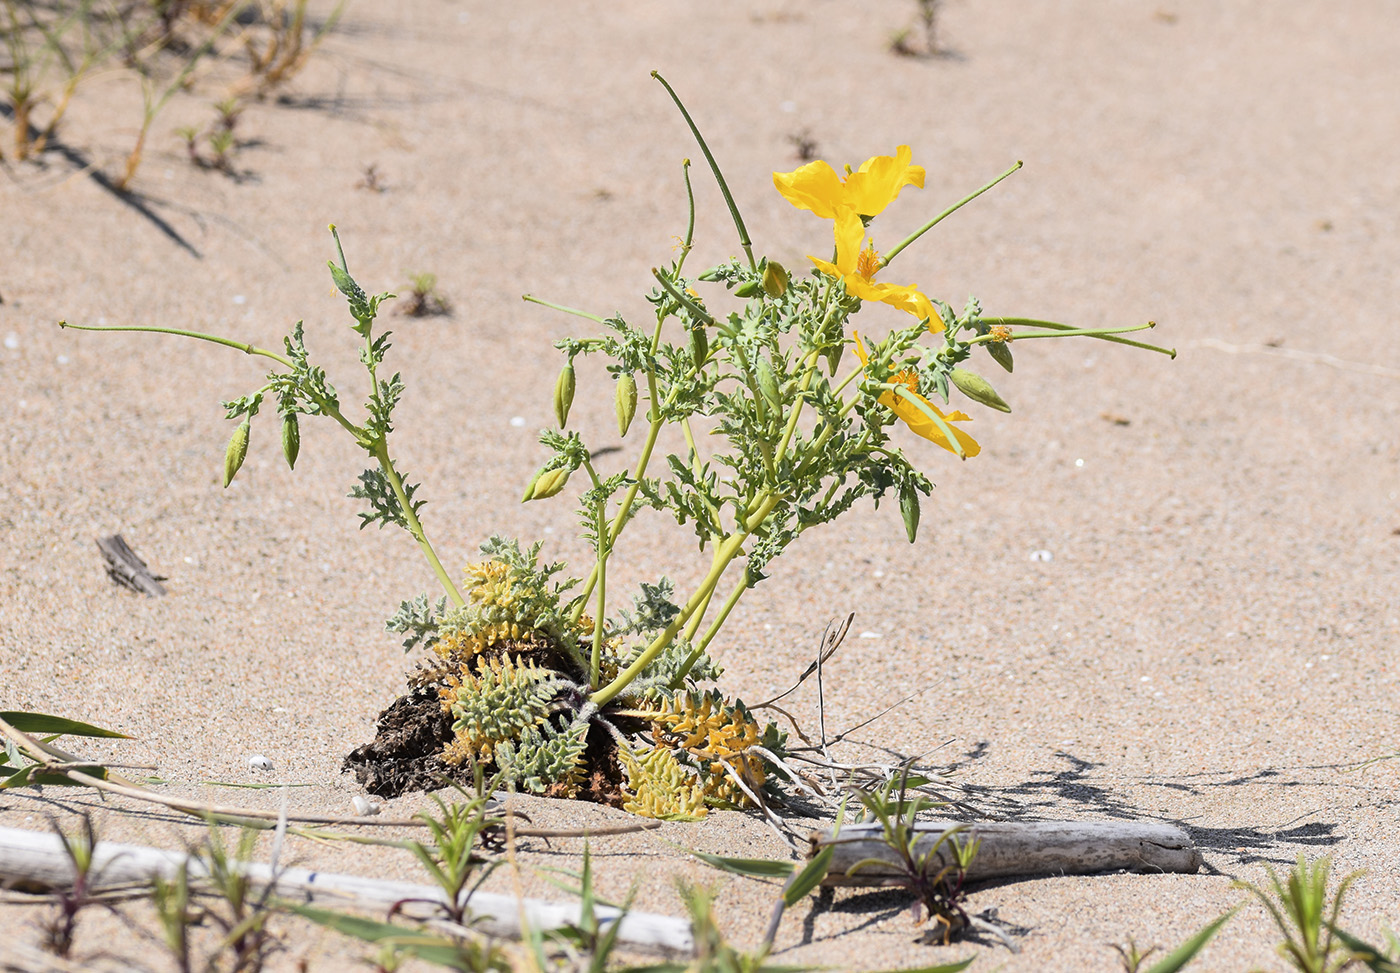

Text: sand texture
xmin=3 ymin=1 xmax=1399 ymax=970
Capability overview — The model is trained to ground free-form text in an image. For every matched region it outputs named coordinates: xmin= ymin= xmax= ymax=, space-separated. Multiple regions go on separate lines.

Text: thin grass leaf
xmin=868 ymin=960 xmax=975 ymax=973
xmin=690 ymin=850 xmax=796 ymax=880
xmin=0 ymin=712 xmax=131 ymax=738
xmin=283 ymin=902 xmax=496 ymax=969
xmin=782 ymin=845 xmax=833 ymax=908
xmin=1329 ymin=927 xmax=1400 ymax=973
xmin=1144 ymin=908 xmax=1238 ymax=973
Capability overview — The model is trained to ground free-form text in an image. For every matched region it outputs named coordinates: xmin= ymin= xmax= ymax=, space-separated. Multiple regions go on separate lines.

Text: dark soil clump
xmin=342 ymin=689 xmax=472 ymax=797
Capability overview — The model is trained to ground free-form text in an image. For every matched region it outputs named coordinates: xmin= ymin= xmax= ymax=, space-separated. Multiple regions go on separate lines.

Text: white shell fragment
xmin=1029 ymin=549 xmax=1054 ymax=562
xmin=352 ymin=795 xmax=381 ymax=816
xmin=247 ymin=754 xmax=274 ymax=772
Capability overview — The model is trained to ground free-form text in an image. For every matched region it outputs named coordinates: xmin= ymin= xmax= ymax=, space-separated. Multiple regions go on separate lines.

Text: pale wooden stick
xmin=0 ymin=825 xmax=693 ymax=956
xmin=812 ymin=819 xmax=1202 ymax=886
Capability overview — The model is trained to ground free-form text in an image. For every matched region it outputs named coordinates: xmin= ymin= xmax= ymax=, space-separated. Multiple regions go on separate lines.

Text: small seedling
xmin=1111 ymin=908 xmax=1237 ymax=973
xmin=1235 ymin=854 xmax=1365 ymax=973
xmin=848 ymin=766 xmax=977 ymax=944
xmin=400 ymin=272 xmax=451 ymax=317
xmin=196 ymin=823 xmax=286 ymax=973
xmin=357 ymin=163 xmax=387 ymax=192
xmin=891 ymin=0 xmax=945 ymax=58
xmin=39 ymin=815 xmax=106 ymax=957
xmin=786 ymin=129 xmax=818 ymax=162
xmin=396 ymin=780 xmax=503 ymax=926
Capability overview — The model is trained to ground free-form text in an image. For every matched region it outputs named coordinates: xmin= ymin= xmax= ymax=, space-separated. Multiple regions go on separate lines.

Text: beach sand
xmin=3 ymin=1 xmax=1399 ymax=969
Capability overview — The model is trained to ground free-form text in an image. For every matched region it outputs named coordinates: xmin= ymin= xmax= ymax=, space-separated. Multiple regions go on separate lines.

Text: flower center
xmin=894 ymin=369 xmax=920 ymax=394
xmin=855 ymin=241 xmax=881 ymax=283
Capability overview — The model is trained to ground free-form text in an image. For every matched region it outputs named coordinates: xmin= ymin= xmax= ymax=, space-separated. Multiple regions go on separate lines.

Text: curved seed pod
xmin=223 ymin=420 xmax=250 ymax=488
xmin=733 ymin=279 xmax=761 ymax=298
xmin=761 ymin=260 xmax=789 ymax=298
xmin=899 ymin=481 xmax=921 ymax=544
xmin=950 ymin=367 xmax=1011 ymax=413
xmin=615 ymin=372 xmax=638 ymax=437
xmin=554 ymin=362 xmax=576 ymax=428
xmin=689 ymin=326 xmax=709 ymax=368
xmin=281 ymin=412 xmax=300 ymax=470
xmin=755 ymin=357 xmax=782 ymax=413
xmin=987 ymin=340 xmax=1014 ymax=374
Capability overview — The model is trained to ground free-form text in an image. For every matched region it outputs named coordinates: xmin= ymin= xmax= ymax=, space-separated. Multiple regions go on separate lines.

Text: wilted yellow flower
xmin=853 ymin=334 xmax=980 ymax=457
xmin=773 ymin=145 xmax=925 ymax=220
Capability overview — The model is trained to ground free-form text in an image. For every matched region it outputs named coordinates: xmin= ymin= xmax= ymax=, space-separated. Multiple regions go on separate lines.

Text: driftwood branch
xmin=811 ymin=819 xmax=1202 ymax=886
xmin=96 ymin=534 xmax=166 ymax=596
xmin=0 ymin=825 xmax=692 ymax=956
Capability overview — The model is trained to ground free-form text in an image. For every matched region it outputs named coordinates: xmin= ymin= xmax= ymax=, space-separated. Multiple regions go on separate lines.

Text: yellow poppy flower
xmin=811 ymin=209 xmax=937 ymax=321
xmin=773 ymin=145 xmax=926 ymax=220
xmin=853 ymin=333 xmax=980 ymax=457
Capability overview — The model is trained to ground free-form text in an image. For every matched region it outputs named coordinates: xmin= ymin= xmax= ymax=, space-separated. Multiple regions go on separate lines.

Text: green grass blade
xmin=782 ymin=846 xmax=833 ymax=907
xmin=1146 ymin=907 xmax=1238 ymax=973
xmin=690 ymin=850 xmax=796 ymax=880
xmin=1 ymin=711 xmax=131 ymax=738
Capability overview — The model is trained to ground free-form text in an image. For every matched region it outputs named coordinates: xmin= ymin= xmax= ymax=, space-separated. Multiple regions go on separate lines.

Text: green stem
xmin=671 ymin=564 xmax=750 ymax=688
xmin=590 ymin=492 xmax=781 ymax=707
xmin=888 ymin=384 xmax=967 ymax=458
xmin=982 ymin=318 xmax=1176 ymax=357
xmin=652 ymin=70 xmax=756 ymax=271
xmin=881 ymin=160 xmax=1023 ymax=268
xmin=773 ymin=350 xmax=820 ymax=468
xmin=521 ymin=294 xmax=605 ymax=323
xmin=582 ymin=460 xmax=607 ymax=688
xmin=372 ymin=441 xmax=466 ymax=607
xmin=58 ymin=322 xmax=294 ymax=367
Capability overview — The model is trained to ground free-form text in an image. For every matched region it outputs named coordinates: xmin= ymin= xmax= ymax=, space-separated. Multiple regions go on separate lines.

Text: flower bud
xmin=522 ymin=466 xmax=571 ymax=502
xmin=949 ymin=367 xmax=1011 ymax=413
xmin=761 ymin=260 xmax=789 ymax=298
xmin=755 ymin=357 xmax=781 ymax=413
xmin=223 ymin=420 xmax=250 ymax=488
xmin=615 ymin=372 xmax=638 ymax=437
xmin=899 ymin=481 xmax=920 ymax=544
xmin=689 ymin=326 xmax=708 ymax=368
xmin=733 ymin=279 xmax=761 ymax=298
xmin=281 ymin=412 xmax=300 ymax=470
xmin=987 ymin=340 xmax=1014 ymax=374
xmin=554 ymin=362 xmax=576 ymax=428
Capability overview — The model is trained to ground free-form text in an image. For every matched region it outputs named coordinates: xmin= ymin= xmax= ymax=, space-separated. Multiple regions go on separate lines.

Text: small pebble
xmin=352 ymin=795 xmax=381 ymax=816
xmin=509 ymin=416 xmax=527 ymax=427
xmin=248 ymin=754 xmax=274 ymax=771
xmin=858 ymin=630 xmax=881 ymax=639
xmin=3 ymin=334 xmax=18 ymax=350
xmin=1030 ymin=549 xmax=1054 ymax=562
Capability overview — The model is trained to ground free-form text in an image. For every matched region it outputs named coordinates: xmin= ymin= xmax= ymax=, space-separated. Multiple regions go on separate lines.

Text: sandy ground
xmin=3 ymin=0 xmax=1400 ymax=969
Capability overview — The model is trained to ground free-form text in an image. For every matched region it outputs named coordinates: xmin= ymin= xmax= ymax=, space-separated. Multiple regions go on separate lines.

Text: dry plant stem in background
xmin=59 ymin=74 xmax=1173 ymax=818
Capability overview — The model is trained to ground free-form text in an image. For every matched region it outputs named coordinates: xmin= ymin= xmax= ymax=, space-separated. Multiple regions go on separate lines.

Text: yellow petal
xmin=831 ymin=208 xmax=866 ymax=275
xmin=810 ymin=255 xmax=842 ymax=279
xmin=844 ymin=146 xmax=926 ymax=218
xmin=773 ymin=161 xmax=845 ymax=219
xmin=880 ymin=389 xmax=980 ymax=456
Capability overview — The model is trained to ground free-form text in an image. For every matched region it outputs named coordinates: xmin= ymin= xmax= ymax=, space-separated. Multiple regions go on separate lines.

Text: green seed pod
xmin=615 ymin=372 xmax=638 ymax=437
xmin=223 ymin=419 xmax=250 ymax=488
xmin=733 ymin=279 xmax=761 ymax=298
xmin=761 ymin=260 xmax=789 ymax=298
xmin=281 ymin=412 xmax=300 ymax=470
xmin=987 ymin=340 xmax=1014 ymax=374
xmin=755 ymin=357 xmax=781 ymax=413
xmin=689 ymin=326 xmax=709 ymax=368
xmin=554 ymin=362 xmax=576 ymax=428
xmin=899 ymin=481 xmax=920 ymax=544
xmin=949 ymin=367 xmax=1012 ymax=413
xmin=526 ymin=466 xmax=571 ymax=501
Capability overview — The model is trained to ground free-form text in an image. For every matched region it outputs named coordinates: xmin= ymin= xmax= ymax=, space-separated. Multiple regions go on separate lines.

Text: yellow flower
xmin=773 ymin=145 xmax=925 ymax=220
xmin=810 ymin=209 xmax=937 ymax=321
xmin=853 ymin=333 xmax=980 ymax=457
